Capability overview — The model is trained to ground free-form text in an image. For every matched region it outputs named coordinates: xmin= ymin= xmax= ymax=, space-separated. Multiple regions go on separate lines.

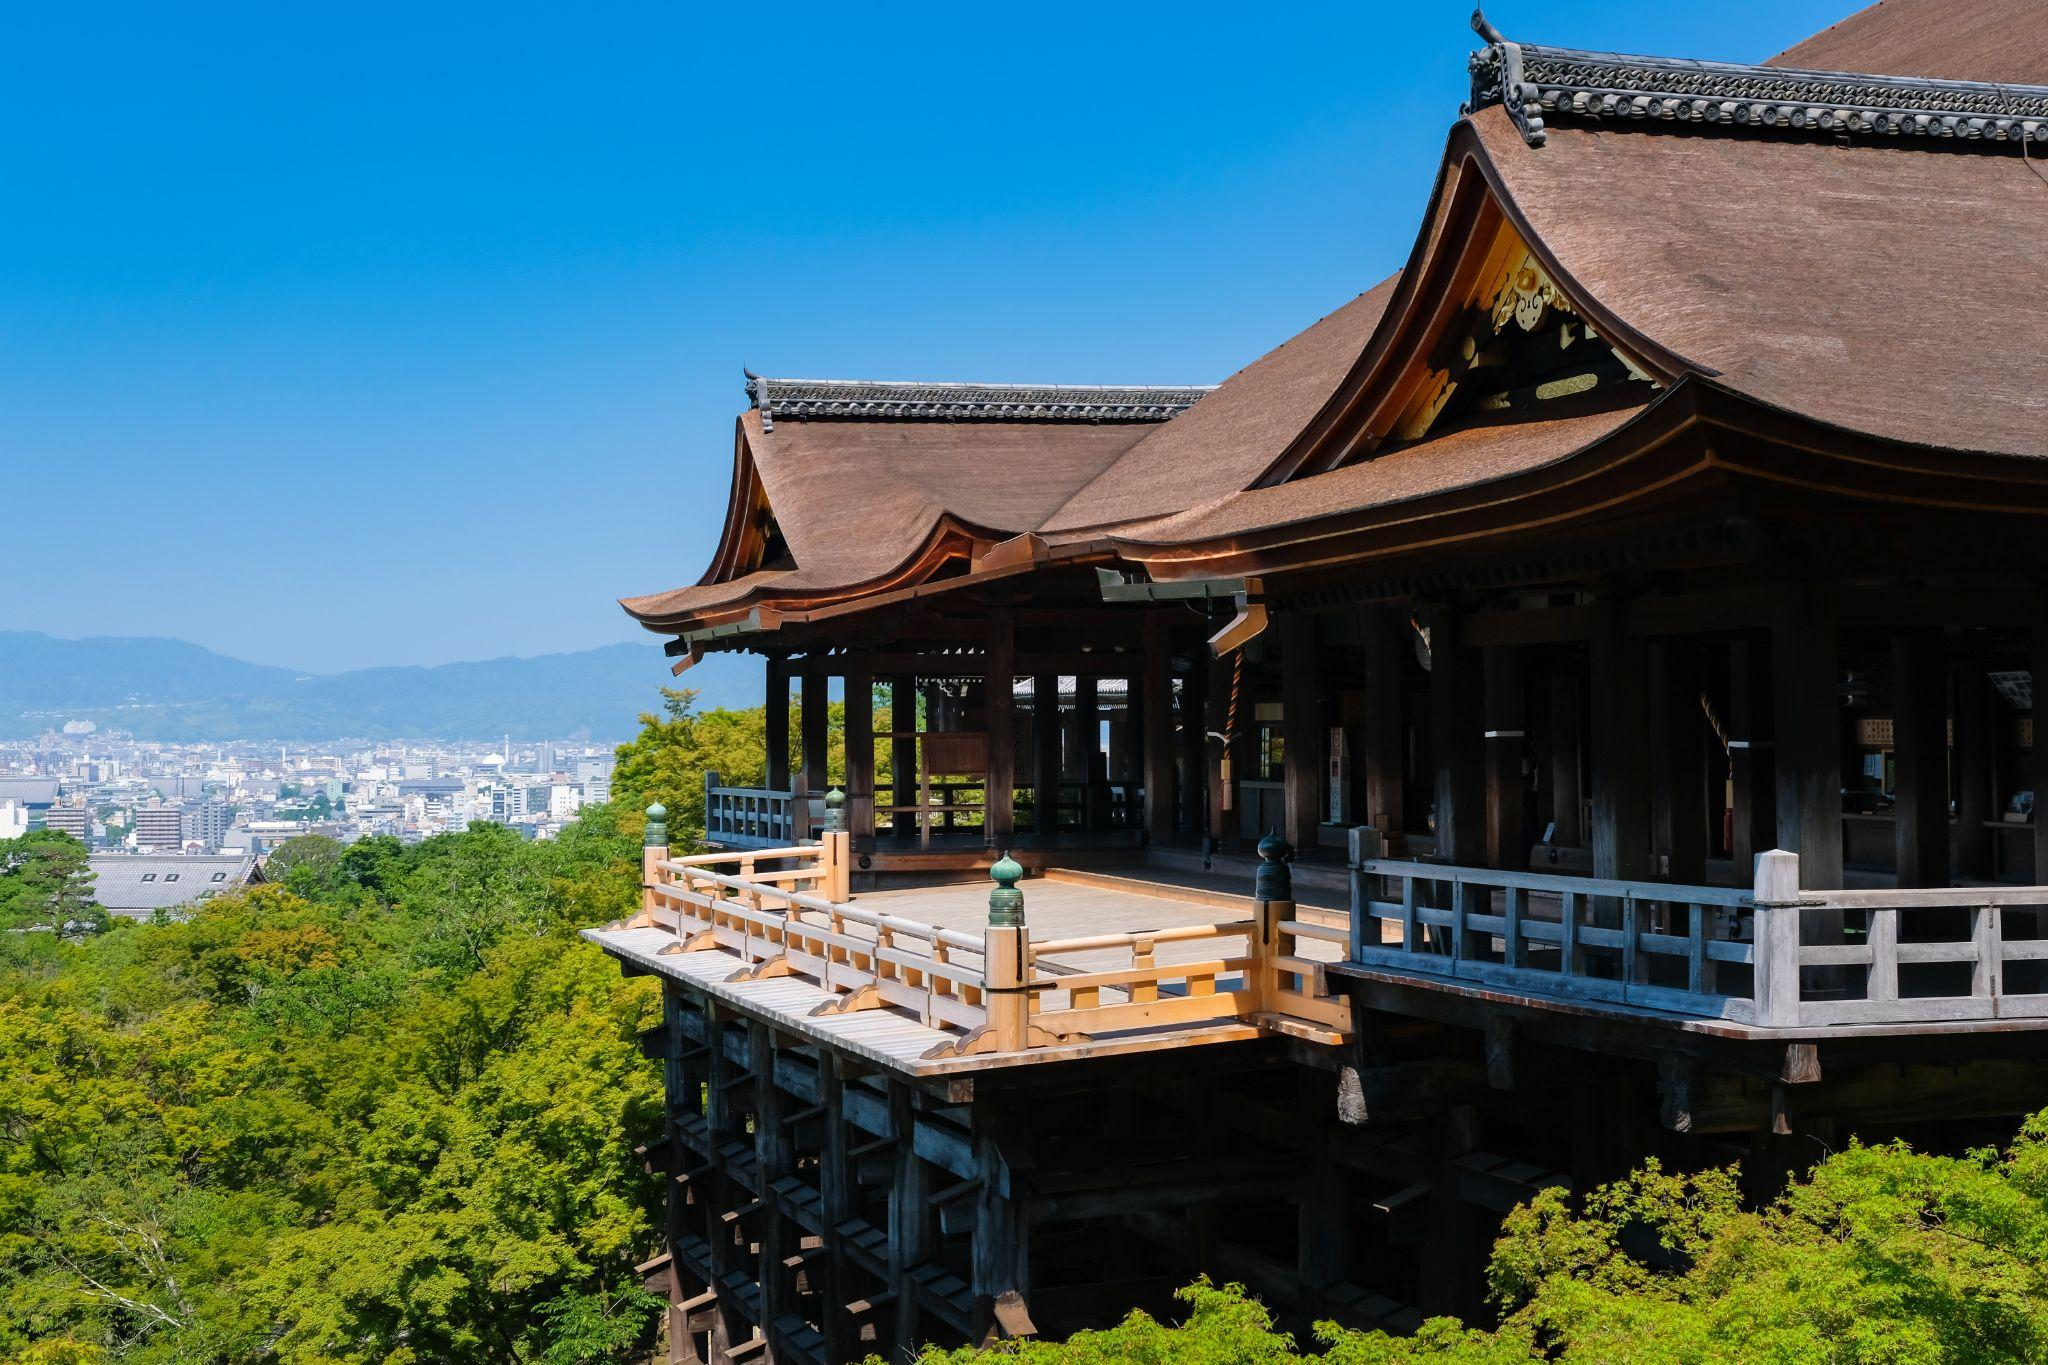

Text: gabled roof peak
xmin=1467 ymin=8 xmax=2048 ymax=148
xmin=744 ymin=375 xmax=1213 ymax=427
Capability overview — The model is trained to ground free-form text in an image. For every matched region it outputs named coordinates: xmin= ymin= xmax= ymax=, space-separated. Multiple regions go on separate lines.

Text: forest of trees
xmin=3 ymin=689 xmax=2045 ymax=1362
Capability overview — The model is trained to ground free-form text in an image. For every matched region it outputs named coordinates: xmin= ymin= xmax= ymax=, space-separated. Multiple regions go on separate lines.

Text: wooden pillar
xmin=2030 ymin=625 xmax=2048 ymax=887
xmin=985 ymin=611 xmax=1016 ymax=847
xmin=1589 ymin=602 xmax=1652 ymax=890
xmin=800 ymin=656 xmax=829 ymax=802
xmin=1180 ymin=655 xmax=1208 ymax=836
xmin=817 ymin=1064 xmax=854 ymax=1365
xmin=1430 ymin=611 xmax=1484 ymax=864
xmin=1364 ymin=606 xmax=1408 ymax=835
xmin=1656 ymin=638 xmax=1709 ymax=884
xmin=887 ymin=1083 xmax=931 ymax=1356
xmin=1281 ymin=611 xmax=1323 ymax=850
xmin=1953 ymin=642 xmax=1994 ymax=881
xmin=845 ymin=655 xmax=875 ymax=843
xmin=1143 ymin=617 xmax=1175 ymax=842
xmin=1548 ymin=653 xmax=1583 ymax=846
xmin=765 ymin=656 xmax=791 ymax=793
xmin=969 ymin=1111 xmax=1029 ymax=1345
xmin=1206 ymin=654 xmax=1233 ymax=841
xmin=1892 ymin=629 xmax=1949 ymax=888
xmin=1074 ymin=675 xmax=1104 ymax=832
xmin=1032 ymin=673 xmax=1061 ymax=839
xmin=1483 ymin=643 xmax=1528 ymax=871
xmin=1729 ymin=636 xmax=1775 ymax=881
xmin=892 ymin=676 xmax=918 ymax=842
xmin=1773 ymin=588 xmax=1844 ymax=890
xmin=750 ymin=1024 xmax=792 ymax=1334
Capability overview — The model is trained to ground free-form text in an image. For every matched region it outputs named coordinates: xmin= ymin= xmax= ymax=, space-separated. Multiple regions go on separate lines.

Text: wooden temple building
xmin=588 ymin=2 xmax=2048 ymax=1358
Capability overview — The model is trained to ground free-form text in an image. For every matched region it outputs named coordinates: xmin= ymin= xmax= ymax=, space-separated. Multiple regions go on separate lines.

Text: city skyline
xmin=3 ymin=0 xmax=1851 ymax=673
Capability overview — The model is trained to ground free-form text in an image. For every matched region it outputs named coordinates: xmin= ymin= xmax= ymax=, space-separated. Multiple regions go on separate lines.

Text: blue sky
xmin=4 ymin=0 xmax=1854 ymax=674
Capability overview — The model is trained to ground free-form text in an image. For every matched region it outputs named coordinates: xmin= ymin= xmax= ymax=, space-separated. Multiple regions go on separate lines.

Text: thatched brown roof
xmin=1768 ymin=0 xmax=2048 ymax=84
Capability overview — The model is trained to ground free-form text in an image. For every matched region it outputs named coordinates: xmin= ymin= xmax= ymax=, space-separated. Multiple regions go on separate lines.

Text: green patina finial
xmin=1255 ymin=829 xmax=1293 ymax=902
xmin=644 ymin=803 xmax=669 ymax=848
xmin=823 ymin=787 xmax=846 ymax=832
xmin=988 ymin=851 xmax=1025 ymax=928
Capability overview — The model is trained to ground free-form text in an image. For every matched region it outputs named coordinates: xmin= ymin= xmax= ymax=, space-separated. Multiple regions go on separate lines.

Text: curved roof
xmin=619 ymin=408 xmax=1161 ymax=628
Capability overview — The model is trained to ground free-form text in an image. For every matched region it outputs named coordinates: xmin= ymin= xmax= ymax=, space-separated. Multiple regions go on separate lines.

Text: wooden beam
xmin=1364 ymin=607 xmax=1408 ymax=836
xmin=1657 ymin=638 xmax=1709 ymax=884
xmin=1953 ymin=641 xmax=1994 ymax=881
xmin=1282 ymin=612 xmax=1324 ymax=849
xmin=845 ymin=655 xmax=875 ymax=842
xmin=1181 ymin=652 xmax=1209 ymax=837
xmin=2032 ymin=623 xmax=2048 ymax=890
xmin=1432 ymin=610 xmax=1484 ymax=866
xmin=891 ymin=676 xmax=918 ymax=842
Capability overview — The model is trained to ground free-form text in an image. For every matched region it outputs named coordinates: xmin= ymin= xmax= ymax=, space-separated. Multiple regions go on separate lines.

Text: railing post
xmin=822 ymin=788 xmax=851 ymax=902
xmin=1751 ymin=849 xmax=1802 ymax=1027
xmin=642 ymin=803 xmax=669 ymax=920
xmin=1347 ymin=826 xmax=1383 ymax=961
xmin=1255 ymin=831 xmax=1294 ymax=1009
xmin=984 ymin=853 xmax=1029 ymax=1052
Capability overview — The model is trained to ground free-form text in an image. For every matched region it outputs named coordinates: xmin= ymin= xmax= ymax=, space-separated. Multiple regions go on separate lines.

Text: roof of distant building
xmin=0 ymin=779 xmax=60 ymax=806
xmin=87 ymin=853 xmax=260 ymax=918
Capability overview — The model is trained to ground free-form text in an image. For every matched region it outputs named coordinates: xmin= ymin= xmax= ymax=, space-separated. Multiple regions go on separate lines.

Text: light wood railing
xmin=613 ymin=826 xmax=1350 ymax=1058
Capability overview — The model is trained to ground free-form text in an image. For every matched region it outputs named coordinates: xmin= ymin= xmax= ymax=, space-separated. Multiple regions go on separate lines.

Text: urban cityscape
xmin=1 ymin=727 xmax=616 ymax=918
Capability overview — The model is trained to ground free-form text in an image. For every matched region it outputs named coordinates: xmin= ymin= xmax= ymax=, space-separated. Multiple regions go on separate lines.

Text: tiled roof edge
xmin=1467 ymin=8 xmax=2048 ymax=148
xmin=743 ymin=373 xmax=1214 ymax=426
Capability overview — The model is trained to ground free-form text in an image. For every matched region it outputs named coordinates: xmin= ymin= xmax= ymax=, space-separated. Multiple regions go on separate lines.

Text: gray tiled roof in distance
xmin=0 ymin=778 xmax=60 ymax=806
xmin=87 ymin=853 xmax=258 ymax=918
xmin=1468 ymin=9 xmax=2048 ymax=147
xmin=744 ymin=374 xmax=1214 ymax=425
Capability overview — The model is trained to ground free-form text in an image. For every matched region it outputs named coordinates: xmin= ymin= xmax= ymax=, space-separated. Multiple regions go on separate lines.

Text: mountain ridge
xmin=0 ymin=630 xmax=758 ymax=741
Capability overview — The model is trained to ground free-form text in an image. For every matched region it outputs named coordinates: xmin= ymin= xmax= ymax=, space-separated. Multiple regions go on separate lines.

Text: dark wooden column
xmin=1728 ymin=636 xmax=1775 ymax=881
xmin=1655 ymin=638 xmax=1709 ymax=884
xmin=1206 ymin=653 xmax=1234 ymax=840
xmin=1180 ymin=655 xmax=1208 ymax=836
xmin=800 ymin=655 xmax=830 ymax=801
xmin=985 ymin=612 xmax=1016 ymax=847
xmin=1548 ymin=654 xmax=1583 ymax=846
xmin=892 ymin=675 xmax=918 ymax=841
xmin=1953 ymin=642 xmax=1994 ymax=880
xmin=1589 ymin=603 xmax=1652 ymax=888
xmin=1483 ymin=644 xmax=1528 ymax=871
xmin=1364 ymin=606 xmax=1408 ymax=835
xmin=1892 ymin=629 xmax=1949 ymax=888
xmin=1430 ymin=611 xmax=1484 ymax=864
xmin=765 ymin=655 xmax=791 ymax=793
xmin=1143 ymin=617 xmax=1175 ymax=842
xmin=1281 ymin=611 xmax=1323 ymax=850
xmin=845 ymin=654 xmax=875 ymax=842
xmin=1033 ymin=673 xmax=1060 ymax=839
xmin=1074 ymin=675 xmax=1105 ymax=832
xmin=1773 ymin=588 xmax=1843 ymax=890
xmin=2030 ymin=625 xmax=2048 ymax=886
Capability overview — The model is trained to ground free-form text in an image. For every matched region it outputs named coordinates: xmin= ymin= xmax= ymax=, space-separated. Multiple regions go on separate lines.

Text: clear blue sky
xmin=5 ymin=0 xmax=1853 ymax=674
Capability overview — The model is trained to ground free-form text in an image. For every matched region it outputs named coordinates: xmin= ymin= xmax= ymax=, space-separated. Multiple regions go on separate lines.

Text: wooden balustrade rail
xmin=1345 ymin=833 xmax=2048 ymax=1030
xmin=617 ymin=830 xmax=1353 ymax=1058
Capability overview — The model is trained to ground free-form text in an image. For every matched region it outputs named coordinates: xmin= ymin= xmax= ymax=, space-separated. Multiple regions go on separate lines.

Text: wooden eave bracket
xmin=1208 ymin=593 xmax=1270 ymax=657
xmin=973 ymin=533 xmax=1046 ymax=573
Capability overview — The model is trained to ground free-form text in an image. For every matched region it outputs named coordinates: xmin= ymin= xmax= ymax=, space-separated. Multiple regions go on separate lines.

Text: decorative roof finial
xmin=1471 ymin=8 xmax=1506 ymax=44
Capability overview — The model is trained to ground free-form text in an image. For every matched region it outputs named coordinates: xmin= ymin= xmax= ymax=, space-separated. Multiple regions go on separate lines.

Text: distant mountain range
xmin=0 ymin=631 xmax=761 ymax=742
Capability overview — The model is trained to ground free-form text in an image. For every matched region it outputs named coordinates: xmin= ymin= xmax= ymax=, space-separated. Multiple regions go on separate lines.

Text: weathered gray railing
xmin=703 ymin=771 xmax=799 ymax=849
xmin=1347 ymin=832 xmax=2048 ymax=1030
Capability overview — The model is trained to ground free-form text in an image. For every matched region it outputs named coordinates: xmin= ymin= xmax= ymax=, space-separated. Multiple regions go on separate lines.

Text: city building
xmin=0 ymin=778 xmax=59 ymax=830
xmin=42 ymin=805 xmax=90 ymax=842
xmin=181 ymin=798 xmax=231 ymax=851
xmin=589 ymin=2 xmax=2048 ymax=1357
xmin=132 ymin=805 xmax=184 ymax=852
